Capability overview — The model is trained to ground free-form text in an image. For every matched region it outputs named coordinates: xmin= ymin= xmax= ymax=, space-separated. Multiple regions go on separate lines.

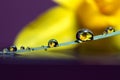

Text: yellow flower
xmin=14 ymin=0 xmax=120 ymax=57
xmin=53 ymin=0 xmax=83 ymax=11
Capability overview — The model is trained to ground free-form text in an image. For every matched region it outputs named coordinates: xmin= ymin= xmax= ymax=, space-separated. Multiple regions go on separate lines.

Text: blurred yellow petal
xmin=75 ymin=0 xmax=120 ymax=55
xmin=110 ymin=20 xmax=120 ymax=51
xmin=77 ymin=0 xmax=120 ymax=33
xmin=95 ymin=0 xmax=120 ymax=15
xmin=14 ymin=0 xmax=120 ymax=57
xmin=14 ymin=6 xmax=78 ymax=55
xmin=53 ymin=0 xmax=83 ymax=11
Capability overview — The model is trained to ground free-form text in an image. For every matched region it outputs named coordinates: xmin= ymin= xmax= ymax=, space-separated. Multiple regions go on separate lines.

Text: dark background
xmin=0 ymin=0 xmax=56 ymax=49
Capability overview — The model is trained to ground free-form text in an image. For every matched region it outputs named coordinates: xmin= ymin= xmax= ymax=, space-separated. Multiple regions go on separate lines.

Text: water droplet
xmin=41 ymin=45 xmax=47 ymax=51
xmin=76 ymin=29 xmax=94 ymax=42
xmin=3 ymin=48 xmax=8 ymax=53
xmin=103 ymin=26 xmax=115 ymax=35
xmin=26 ymin=47 xmax=31 ymax=50
xmin=31 ymin=48 xmax=34 ymax=51
xmin=8 ymin=46 xmax=17 ymax=52
xmin=48 ymin=39 xmax=58 ymax=48
xmin=20 ymin=46 xmax=25 ymax=50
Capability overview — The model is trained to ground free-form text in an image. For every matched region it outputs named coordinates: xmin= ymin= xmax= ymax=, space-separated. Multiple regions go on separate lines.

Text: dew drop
xmin=103 ymin=26 xmax=115 ymax=35
xmin=8 ymin=46 xmax=17 ymax=52
xmin=20 ymin=46 xmax=25 ymax=50
xmin=3 ymin=48 xmax=9 ymax=54
xmin=48 ymin=39 xmax=59 ymax=48
xmin=76 ymin=29 xmax=94 ymax=42
xmin=26 ymin=47 xmax=31 ymax=50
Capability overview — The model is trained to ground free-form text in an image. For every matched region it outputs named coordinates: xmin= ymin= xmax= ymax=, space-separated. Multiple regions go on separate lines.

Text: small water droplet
xmin=48 ymin=39 xmax=59 ymax=48
xmin=8 ymin=46 xmax=17 ymax=52
xmin=103 ymin=26 xmax=115 ymax=35
xmin=26 ymin=47 xmax=31 ymax=50
xmin=41 ymin=45 xmax=47 ymax=51
xmin=20 ymin=46 xmax=25 ymax=50
xmin=3 ymin=48 xmax=8 ymax=54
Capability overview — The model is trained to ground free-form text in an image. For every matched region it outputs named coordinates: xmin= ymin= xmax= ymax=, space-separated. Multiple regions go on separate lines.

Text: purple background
xmin=0 ymin=0 xmax=56 ymax=49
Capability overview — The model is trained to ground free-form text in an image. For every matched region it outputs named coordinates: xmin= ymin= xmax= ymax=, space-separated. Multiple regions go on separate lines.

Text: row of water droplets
xmin=0 ymin=26 xmax=118 ymax=56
